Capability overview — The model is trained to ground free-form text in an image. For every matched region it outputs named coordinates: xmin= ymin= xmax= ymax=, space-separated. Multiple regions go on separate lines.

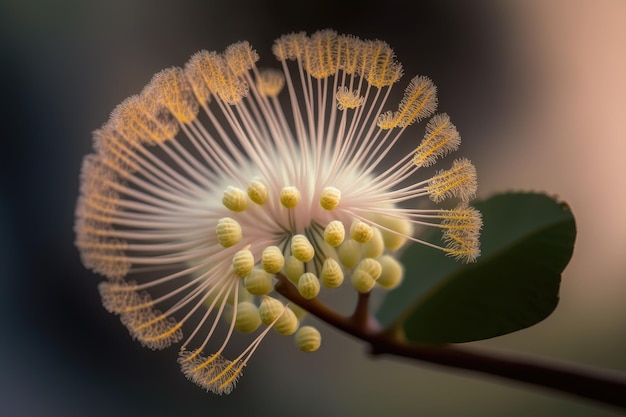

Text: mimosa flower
xmin=75 ymin=29 xmax=482 ymax=394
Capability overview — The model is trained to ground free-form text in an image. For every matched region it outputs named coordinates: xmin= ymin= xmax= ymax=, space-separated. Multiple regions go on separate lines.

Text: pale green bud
xmin=295 ymin=326 xmax=321 ymax=352
xmin=377 ymin=255 xmax=404 ymax=289
xmin=234 ymin=301 xmax=261 ymax=333
xmin=361 ymin=227 xmax=384 ymax=258
xmin=337 ymin=239 xmax=361 ymax=268
xmin=283 ymin=255 xmax=305 ymax=283
xmin=244 ymin=268 xmax=274 ymax=295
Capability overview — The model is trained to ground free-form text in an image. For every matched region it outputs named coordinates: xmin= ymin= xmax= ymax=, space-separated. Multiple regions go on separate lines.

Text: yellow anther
xmin=350 ymin=220 xmax=373 ymax=243
xmin=112 ymin=95 xmax=177 ymax=144
xmin=283 ymin=255 xmax=305 ymax=283
xmin=440 ymin=205 xmax=482 ymax=263
xmin=243 ymin=268 xmax=274 ymax=295
xmin=360 ymin=227 xmax=383 ymax=258
xmin=256 ymin=68 xmax=285 ymax=97
xmin=337 ymin=239 xmax=361 ymax=268
xmin=376 ymin=255 xmax=404 ymax=289
xmin=297 ymin=272 xmax=320 ymax=299
xmin=280 ymin=186 xmax=301 ymax=208
xmin=394 ymin=75 xmax=438 ymax=127
xmin=305 ymin=29 xmax=338 ymax=79
xmin=294 ymin=326 xmax=322 ymax=352
xmin=184 ymin=50 xmax=248 ymax=105
xmin=178 ymin=351 xmax=242 ymax=395
xmin=291 ymin=234 xmax=315 ymax=263
xmin=224 ymin=41 xmax=259 ymax=76
xmin=272 ymin=31 xmax=308 ymax=61
xmin=261 ymin=245 xmax=285 ymax=274
xmin=184 ymin=50 xmax=214 ymax=105
xmin=336 ymin=87 xmax=365 ymax=110
xmin=442 ymin=227 xmax=481 ymax=263
xmin=323 ymin=220 xmax=345 ymax=247
xmin=319 ymin=186 xmax=341 ymax=210
xmin=247 ymin=177 xmax=268 ymax=205
xmin=360 ymin=39 xmax=403 ymax=88
xmin=222 ymin=186 xmax=248 ymax=212
xmin=376 ymin=110 xmax=397 ymax=130
xmin=427 ymin=158 xmax=477 ymax=203
xmin=337 ymin=34 xmax=363 ymax=74
xmin=145 ymin=67 xmax=199 ymax=124
xmin=215 ymin=217 xmax=243 ymax=248
xmin=234 ymin=301 xmax=262 ymax=333
xmin=120 ymin=307 xmax=183 ymax=350
xmin=259 ymin=297 xmax=299 ymax=335
xmin=413 ymin=113 xmax=460 ymax=168
xmin=232 ymin=248 xmax=254 ymax=277
xmin=321 ymin=257 xmax=344 ymax=288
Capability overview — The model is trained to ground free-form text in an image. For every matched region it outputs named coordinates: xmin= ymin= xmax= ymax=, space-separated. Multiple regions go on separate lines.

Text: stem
xmin=274 ymin=274 xmax=626 ymax=411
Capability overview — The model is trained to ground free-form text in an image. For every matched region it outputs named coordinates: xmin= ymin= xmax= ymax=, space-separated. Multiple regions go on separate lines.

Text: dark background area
xmin=2 ymin=1 xmax=625 ymax=416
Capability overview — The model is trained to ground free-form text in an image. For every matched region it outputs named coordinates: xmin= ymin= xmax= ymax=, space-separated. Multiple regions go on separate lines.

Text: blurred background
xmin=1 ymin=0 xmax=625 ymax=416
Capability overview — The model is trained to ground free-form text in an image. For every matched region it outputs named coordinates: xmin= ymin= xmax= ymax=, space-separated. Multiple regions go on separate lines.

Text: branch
xmin=274 ymin=274 xmax=626 ymax=411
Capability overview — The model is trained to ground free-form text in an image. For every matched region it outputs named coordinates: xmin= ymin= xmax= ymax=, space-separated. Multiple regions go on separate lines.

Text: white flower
xmin=75 ymin=29 xmax=482 ymax=394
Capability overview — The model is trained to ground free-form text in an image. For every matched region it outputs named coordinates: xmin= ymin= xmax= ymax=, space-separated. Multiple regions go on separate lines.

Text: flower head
xmin=75 ymin=29 xmax=481 ymax=394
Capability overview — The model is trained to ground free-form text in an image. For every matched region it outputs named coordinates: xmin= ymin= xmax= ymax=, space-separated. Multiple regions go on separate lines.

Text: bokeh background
xmin=2 ymin=0 xmax=625 ymax=416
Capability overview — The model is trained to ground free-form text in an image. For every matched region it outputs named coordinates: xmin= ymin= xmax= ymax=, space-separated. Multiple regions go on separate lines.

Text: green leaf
xmin=375 ymin=192 xmax=576 ymax=344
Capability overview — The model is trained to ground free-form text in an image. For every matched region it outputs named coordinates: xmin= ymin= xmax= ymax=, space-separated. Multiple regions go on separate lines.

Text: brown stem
xmin=274 ymin=274 xmax=626 ymax=411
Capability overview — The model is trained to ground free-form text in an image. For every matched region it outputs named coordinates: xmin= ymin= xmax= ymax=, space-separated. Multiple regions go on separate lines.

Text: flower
xmin=74 ymin=29 xmax=482 ymax=394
